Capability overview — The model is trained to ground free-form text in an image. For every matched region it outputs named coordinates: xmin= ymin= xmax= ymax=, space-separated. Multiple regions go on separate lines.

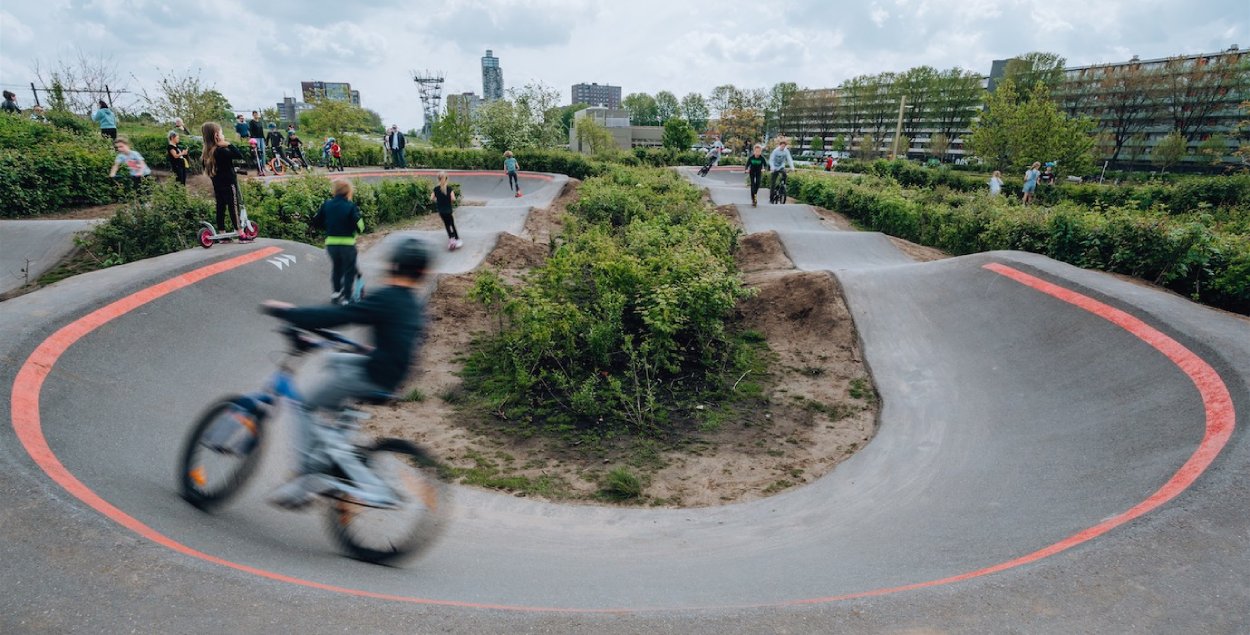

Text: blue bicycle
xmin=178 ymin=324 xmax=448 ymax=564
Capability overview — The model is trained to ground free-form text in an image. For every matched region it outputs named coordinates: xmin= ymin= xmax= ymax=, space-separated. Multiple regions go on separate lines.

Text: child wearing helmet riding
xmin=261 ymin=237 xmax=431 ymax=508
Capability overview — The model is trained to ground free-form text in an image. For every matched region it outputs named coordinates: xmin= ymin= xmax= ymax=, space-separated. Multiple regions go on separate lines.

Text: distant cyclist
xmin=769 ymin=137 xmax=795 ymax=195
xmin=744 ymin=143 xmax=768 ymax=207
xmin=261 ymin=237 xmax=430 ymax=509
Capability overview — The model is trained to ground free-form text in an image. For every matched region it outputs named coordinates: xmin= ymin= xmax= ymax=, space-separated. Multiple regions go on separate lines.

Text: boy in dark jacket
xmin=311 ymin=179 xmax=365 ymax=304
xmin=261 ymin=237 xmax=430 ymax=508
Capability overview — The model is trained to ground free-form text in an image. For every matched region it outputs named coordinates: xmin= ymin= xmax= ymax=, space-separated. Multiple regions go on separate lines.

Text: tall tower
xmin=481 ymin=49 xmax=503 ymax=101
xmin=411 ymin=70 xmax=445 ymax=137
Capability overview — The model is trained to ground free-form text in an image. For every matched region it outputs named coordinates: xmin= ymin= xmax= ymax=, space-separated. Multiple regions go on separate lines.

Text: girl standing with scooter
xmin=201 ymin=122 xmax=251 ymax=242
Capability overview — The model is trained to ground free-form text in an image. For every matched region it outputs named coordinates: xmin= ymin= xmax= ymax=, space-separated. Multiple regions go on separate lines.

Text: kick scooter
xmin=198 ymin=184 xmax=260 ymax=248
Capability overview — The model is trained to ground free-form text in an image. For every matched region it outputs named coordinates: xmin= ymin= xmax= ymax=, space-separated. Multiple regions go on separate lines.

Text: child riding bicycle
xmin=260 ymin=237 xmax=430 ymax=508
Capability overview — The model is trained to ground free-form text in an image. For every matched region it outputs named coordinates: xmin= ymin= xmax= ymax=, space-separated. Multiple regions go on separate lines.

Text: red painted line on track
xmin=7 ymin=259 xmax=1235 ymax=613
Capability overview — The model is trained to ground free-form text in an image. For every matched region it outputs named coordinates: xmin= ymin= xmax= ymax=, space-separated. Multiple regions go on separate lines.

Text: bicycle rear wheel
xmin=325 ymin=438 xmax=449 ymax=565
xmin=179 ymin=397 xmax=266 ymax=511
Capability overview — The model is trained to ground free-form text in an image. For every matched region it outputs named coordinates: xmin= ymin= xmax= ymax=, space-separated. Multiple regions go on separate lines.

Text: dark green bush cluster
xmin=465 ymin=166 xmax=751 ymax=434
xmin=240 ymin=174 xmax=439 ymax=242
xmin=790 ymin=171 xmax=1250 ymax=314
xmin=81 ymin=181 xmax=213 ymax=265
xmin=0 ymin=114 xmax=123 ymax=216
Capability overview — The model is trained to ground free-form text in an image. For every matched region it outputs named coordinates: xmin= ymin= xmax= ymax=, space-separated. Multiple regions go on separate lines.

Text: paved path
xmin=0 ymin=167 xmax=1245 ymax=633
xmin=0 ymin=219 xmax=99 ymax=295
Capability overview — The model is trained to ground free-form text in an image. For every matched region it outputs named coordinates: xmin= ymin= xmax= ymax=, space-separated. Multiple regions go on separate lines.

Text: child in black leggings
xmin=431 ymin=171 xmax=461 ymax=251
xmin=201 ymin=122 xmax=248 ymax=238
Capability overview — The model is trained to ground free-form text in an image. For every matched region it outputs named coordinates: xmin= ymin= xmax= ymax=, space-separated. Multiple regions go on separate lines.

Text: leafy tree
xmin=708 ymin=84 xmax=742 ymax=118
xmin=137 ymin=68 xmax=233 ymax=127
xmin=929 ymin=67 xmax=985 ymax=138
xmin=835 ymin=75 xmax=873 ymax=140
xmin=680 ymin=93 xmax=710 ymax=132
xmin=857 ymin=133 xmax=878 ymax=160
xmin=895 ymin=66 xmax=939 ymax=139
xmin=1198 ymin=134 xmax=1229 ymax=166
xmin=1159 ymin=55 xmax=1247 ymax=142
xmin=558 ymin=103 xmax=590 ymax=137
xmin=719 ymin=106 xmax=764 ymax=150
xmin=830 ymin=135 xmax=847 ymax=152
xmin=662 ymin=117 xmax=696 ymax=151
xmin=1003 ymin=52 xmax=1067 ymax=98
xmin=809 ymin=136 xmax=824 ymax=152
xmin=654 ymin=91 xmax=680 ymax=123
xmin=967 ymin=80 xmax=1095 ymax=174
xmin=575 ymin=116 xmax=616 ymax=154
xmin=928 ymin=132 xmax=950 ymax=161
xmin=1152 ymin=130 xmax=1187 ymax=172
xmin=431 ymin=106 xmax=474 ymax=148
xmin=1093 ymin=63 xmax=1158 ymax=162
xmin=510 ymin=82 xmax=564 ymax=147
xmin=299 ymin=98 xmax=375 ymax=140
xmin=475 ymin=99 xmax=525 ymax=152
xmin=767 ymin=82 xmax=800 ymax=139
xmin=862 ymin=73 xmax=900 ymax=138
xmin=362 ymin=108 xmax=386 ymax=134
xmin=622 ymin=92 xmax=659 ymax=126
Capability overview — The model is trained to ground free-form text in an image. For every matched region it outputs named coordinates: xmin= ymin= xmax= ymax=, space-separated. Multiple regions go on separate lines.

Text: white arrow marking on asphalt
xmin=268 ymin=258 xmax=287 ymax=270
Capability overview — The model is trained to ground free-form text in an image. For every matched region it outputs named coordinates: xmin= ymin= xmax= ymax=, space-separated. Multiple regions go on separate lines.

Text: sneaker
xmin=331 ymin=291 xmax=342 ymax=304
xmin=448 ymin=238 xmax=456 ymax=251
xmin=454 ymin=239 xmax=464 ymax=250
xmin=515 ymin=190 xmax=522 ymax=198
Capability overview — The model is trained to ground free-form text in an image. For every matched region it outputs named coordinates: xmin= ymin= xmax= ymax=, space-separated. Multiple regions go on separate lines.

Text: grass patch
xmin=597 ymin=467 xmax=644 ymax=501
xmin=849 ymin=377 xmax=876 ymax=403
xmin=401 ymin=387 xmax=426 ymax=402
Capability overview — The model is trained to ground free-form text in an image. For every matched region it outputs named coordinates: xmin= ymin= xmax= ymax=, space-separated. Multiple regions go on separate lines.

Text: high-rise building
xmin=481 ymin=50 xmax=504 ymax=101
xmin=447 ymin=92 xmax=482 ymax=119
xmin=276 ymin=96 xmax=314 ymax=124
xmin=301 ymin=81 xmax=357 ymax=105
xmin=572 ymin=83 xmax=622 ymax=109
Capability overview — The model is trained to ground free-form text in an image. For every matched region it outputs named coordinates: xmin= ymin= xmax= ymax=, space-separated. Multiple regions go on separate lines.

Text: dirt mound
xmin=737 ymin=231 xmax=794 ymax=273
xmin=714 ymin=204 xmax=742 ymax=228
xmin=485 ymin=232 xmax=547 ymax=269
xmin=522 ymin=178 xmax=577 ymax=244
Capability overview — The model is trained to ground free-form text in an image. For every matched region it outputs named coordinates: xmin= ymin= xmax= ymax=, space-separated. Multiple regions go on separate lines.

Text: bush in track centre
xmin=787 ymin=170 xmax=1250 ymax=315
xmin=462 ymin=166 xmax=755 ymax=436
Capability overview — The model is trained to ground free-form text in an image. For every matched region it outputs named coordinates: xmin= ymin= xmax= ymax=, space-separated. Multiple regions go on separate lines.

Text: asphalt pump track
xmin=0 ymin=168 xmax=1247 ymax=632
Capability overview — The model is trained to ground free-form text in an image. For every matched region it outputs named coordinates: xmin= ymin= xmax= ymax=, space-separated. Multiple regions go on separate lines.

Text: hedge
xmin=789 ymin=171 xmax=1250 ymax=314
xmin=79 ymin=174 xmax=442 ymax=267
xmin=0 ymin=114 xmax=124 ymax=216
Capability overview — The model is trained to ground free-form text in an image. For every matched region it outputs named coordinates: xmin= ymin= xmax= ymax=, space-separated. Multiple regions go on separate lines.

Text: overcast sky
xmin=1 ymin=0 xmax=1246 ymax=130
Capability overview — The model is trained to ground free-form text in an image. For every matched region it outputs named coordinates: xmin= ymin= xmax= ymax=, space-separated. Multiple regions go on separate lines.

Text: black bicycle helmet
xmin=390 ymin=237 xmax=430 ymax=278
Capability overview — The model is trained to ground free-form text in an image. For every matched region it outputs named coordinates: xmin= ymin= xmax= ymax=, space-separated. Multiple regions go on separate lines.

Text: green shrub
xmin=81 ymin=182 xmax=212 ymax=264
xmin=0 ymin=114 xmax=124 ymax=216
xmin=788 ymin=171 xmax=1249 ymax=314
xmin=464 ymin=166 xmax=751 ymax=434
xmin=598 ymin=467 xmax=644 ymax=501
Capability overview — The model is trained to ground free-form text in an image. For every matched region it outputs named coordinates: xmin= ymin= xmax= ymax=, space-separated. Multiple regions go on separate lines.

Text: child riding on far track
xmin=503 ymin=150 xmax=521 ymax=197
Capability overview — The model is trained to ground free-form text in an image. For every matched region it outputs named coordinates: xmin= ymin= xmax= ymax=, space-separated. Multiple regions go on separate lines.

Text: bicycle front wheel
xmin=178 ymin=397 xmax=266 ymax=511
xmin=325 ymin=438 xmax=449 ymax=565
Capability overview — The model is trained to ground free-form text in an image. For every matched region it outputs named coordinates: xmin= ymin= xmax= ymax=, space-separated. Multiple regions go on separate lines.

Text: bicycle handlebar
xmin=278 ymin=324 xmax=369 ymax=354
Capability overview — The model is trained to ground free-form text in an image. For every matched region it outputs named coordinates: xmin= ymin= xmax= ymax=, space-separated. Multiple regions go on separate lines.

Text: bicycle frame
xmin=239 ymin=334 xmax=401 ymax=508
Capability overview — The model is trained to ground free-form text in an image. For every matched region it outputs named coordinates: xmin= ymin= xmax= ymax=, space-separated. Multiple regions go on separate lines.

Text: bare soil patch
xmin=362 ymin=181 xmax=879 ymax=507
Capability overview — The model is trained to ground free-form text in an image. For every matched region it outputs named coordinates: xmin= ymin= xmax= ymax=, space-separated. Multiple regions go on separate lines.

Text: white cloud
xmin=0 ymin=0 xmax=1245 ymax=132
xmin=0 ymin=11 xmax=35 ymax=45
